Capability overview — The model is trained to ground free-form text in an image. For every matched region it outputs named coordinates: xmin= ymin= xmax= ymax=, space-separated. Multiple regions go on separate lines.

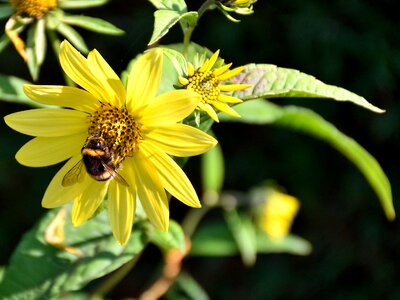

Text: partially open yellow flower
xmin=258 ymin=190 xmax=300 ymax=240
xmin=10 ymin=0 xmax=56 ymax=18
xmin=178 ymin=50 xmax=251 ymax=123
xmin=4 ymin=40 xmax=217 ymax=245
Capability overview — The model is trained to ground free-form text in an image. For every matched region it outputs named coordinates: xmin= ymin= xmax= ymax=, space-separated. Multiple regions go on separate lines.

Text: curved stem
xmin=183 ymin=0 xmax=216 ymax=55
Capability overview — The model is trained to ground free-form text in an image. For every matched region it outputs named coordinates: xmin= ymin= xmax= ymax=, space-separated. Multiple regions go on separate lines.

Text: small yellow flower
xmin=258 ymin=190 xmax=300 ymax=240
xmin=178 ymin=50 xmax=251 ymax=122
xmin=5 ymin=40 xmax=217 ymax=245
xmin=11 ymin=0 xmax=56 ymax=19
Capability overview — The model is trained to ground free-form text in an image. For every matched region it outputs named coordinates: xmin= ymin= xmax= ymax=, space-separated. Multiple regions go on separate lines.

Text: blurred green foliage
xmin=1 ymin=0 xmax=399 ymax=299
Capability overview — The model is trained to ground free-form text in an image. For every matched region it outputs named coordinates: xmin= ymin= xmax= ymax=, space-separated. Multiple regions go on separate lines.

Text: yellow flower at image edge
xmin=4 ymin=41 xmax=217 ymax=246
xmin=178 ymin=50 xmax=251 ymax=122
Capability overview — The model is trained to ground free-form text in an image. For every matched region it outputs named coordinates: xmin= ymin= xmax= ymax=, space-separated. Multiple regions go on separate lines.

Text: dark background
xmin=1 ymin=0 xmax=400 ymax=299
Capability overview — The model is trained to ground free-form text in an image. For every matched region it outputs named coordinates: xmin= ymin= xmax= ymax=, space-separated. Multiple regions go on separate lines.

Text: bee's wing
xmin=102 ymin=162 xmax=129 ymax=187
xmin=62 ymin=160 xmax=85 ymax=187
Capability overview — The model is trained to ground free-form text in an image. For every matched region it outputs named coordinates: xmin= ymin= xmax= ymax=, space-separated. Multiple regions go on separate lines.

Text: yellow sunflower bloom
xmin=178 ymin=50 xmax=251 ymax=123
xmin=4 ymin=40 xmax=217 ymax=246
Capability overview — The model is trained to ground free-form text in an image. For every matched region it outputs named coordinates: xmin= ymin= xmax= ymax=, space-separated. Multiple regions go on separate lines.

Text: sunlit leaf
xmin=148 ymin=0 xmax=187 ymax=12
xmin=232 ymin=64 xmax=385 ymax=113
xmin=147 ymin=219 xmax=186 ymax=252
xmin=55 ymin=21 xmax=88 ymax=53
xmin=0 ymin=208 xmax=147 ymax=299
xmin=149 ymin=10 xmax=198 ymax=46
xmin=256 ymin=231 xmax=312 ymax=255
xmin=58 ymin=0 xmax=109 ymax=9
xmin=60 ymin=14 xmax=124 ymax=36
xmin=220 ymin=100 xmax=395 ymax=220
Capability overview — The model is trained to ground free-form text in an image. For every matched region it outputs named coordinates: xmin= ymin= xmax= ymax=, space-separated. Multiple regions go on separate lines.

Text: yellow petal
xmin=139 ymin=90 xmax=200 ymax=126
xmin=213 ymin=63 xmax=232 ymax=77
xmin=219 ymin=84 xmax=251 ymax=92
xmin=16 ymin=132 xmax=86 ymax=167
xmin=108 ymin=181 xmax=136 ymax=245
xmin=187 ymin=62 xmax=195 ymax=76
xmin=217 ymin=66 xmax=245 ymax=81
xmin=119 ymin=157 xmax=137 ymax=195
xmin=213 ymin=101 xmax=241 ymax=117
xmin=132 ymin=150 xmax=169 ymax=231
xmin=204 ymin=103 xmax=219 ymax=122
xmin=178 ymin=76 xmax=189 ymax=86
xmin=141 ymin=141 xmax=201 ymax=208
xmin=59 ymin=40 xmax=106 ymax=102
xmin=87 ymin=49 xmax=126 ymax=107
xmin=24 ymin=85 xmax=99 ymax=113
xmin=218 ymin=93 xmax=243 ymax=103
xmin=71 ymin=179 xmax=109 ymax=226
xmin=42 ymin=155 xmax=90 ymax=208
xmin=4 ymin=109 xmax=88 ymax=137
xmin=144 ymin=124 xmax=217 ymax=157
xmin=126 ymin=49 xmax=163 ymax=112
xmin=199 ymin=50 xmax=220 ymax=73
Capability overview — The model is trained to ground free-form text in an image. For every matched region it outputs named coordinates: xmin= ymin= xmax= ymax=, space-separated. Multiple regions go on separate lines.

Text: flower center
xmin=11 ymin=0 xmax=57 ymax=18
xmin=88 ymin=103 xmax=141 ymax=162
xmin=187 ymin=70 xmax=220 ymax=104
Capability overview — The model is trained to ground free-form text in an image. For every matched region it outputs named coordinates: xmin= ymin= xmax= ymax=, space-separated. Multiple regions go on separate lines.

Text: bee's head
xmin=84 ymin=135 xmax=107 ymax=151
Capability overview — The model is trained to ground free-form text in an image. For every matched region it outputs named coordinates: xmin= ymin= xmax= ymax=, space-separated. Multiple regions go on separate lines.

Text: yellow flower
xmin=178 ymin=50 xmax=251 ymax=123
xmin=4 ymin=40 xmax=217 ymax=245
xmin=258 ymin=190 xmax=300 ymax=240
xmin=10 ymin=0 xmax=56 ymax=18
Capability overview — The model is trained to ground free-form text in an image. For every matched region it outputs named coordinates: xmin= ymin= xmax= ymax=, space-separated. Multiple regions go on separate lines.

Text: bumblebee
xmin=62 ymin=136 xmax=128 ymax=187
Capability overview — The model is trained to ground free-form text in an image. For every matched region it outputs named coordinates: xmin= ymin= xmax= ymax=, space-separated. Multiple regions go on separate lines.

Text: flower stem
xmin=183 ymin=0 xmax=216 ymax=55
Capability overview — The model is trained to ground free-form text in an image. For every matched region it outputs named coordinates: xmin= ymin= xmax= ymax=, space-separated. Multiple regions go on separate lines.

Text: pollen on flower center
xmin=11 ymin=0 xmax=57 ymax=18
xmin=187 ymin=71 xmax=220 ymax=104
xmin=88 ymin=103 xmax=141 ymax=160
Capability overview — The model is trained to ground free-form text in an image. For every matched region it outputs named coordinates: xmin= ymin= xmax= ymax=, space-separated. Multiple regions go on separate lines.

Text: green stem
xmin=183 ymin=0 xmax=216 ymax=55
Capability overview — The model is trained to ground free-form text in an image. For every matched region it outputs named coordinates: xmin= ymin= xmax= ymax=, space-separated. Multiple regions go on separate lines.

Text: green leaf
xmin=0 ymin=4 xmax=13 ymax=19
xmin=25 ymin=20 xmax=46 ymax=81
xmin=201 ymin=142 xmax=225 ymax=194
xmin=256 ymin=230 xmax=312 ymax=256
xmin=60 ymin=14 xmax=124 ymax=36
xmin=57 ymin=0 xmax=109 ymax=9
xmin=232 ymin=64 xmax=385 ymax=113
xmin=174 ymin=272 xmax=210 ymax=300
xmin=0 ymin=33 xmax=10 ymax=53
xmin=221 ymin=100 xmax=395 ymax=220
xmin=147 ymin=0 xmax=187 ymax=12
xmin=148 ymin=10 xmax=198 ymax=46
xmin=161 ymin=47 xmax=187 ymax=77
xmin=0 ymin=74 xmax=48 ymax=107
xmin=224 ymin=210 xmax=257 ymax=266
xmin=190 ymin=220 xmax=311 ymax=257
xmin=0 ymin=208 xmax=147 ymax=299
xmin=55 ymin=21 xmax=89 ymax=53
xmin=147 ymin=220 xmax=186 ymax=252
